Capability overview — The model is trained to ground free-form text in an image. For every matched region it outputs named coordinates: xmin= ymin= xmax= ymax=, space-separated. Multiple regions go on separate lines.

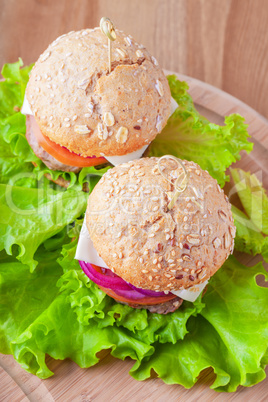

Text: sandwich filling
xmin=79 ymin=260 xmax=183 ymax=314
xmin=75 ymin=216 xmax=208 ymax=310
xmin=21 ymin=96 xmax=178 ymax=169
xmin=26 ymin=115 xmax=106 ymax=170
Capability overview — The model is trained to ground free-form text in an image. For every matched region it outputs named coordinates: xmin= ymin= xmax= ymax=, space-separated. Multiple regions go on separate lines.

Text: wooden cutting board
xmin=0 ymin=73 xmax=267 ymax=401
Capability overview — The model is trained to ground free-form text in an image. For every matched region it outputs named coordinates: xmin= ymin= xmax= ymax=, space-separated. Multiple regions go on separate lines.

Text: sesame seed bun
xmin=26 ymin=28 xmax=171 ymax=158
xmin=86 ymin=157 xmax=236 ymax=292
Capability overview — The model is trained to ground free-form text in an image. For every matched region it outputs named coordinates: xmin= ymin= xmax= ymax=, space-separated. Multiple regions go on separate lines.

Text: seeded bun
xmin=26 ymin=28 xmax=171 ymax=157
xmin=86 ymin=157 xmax=236 ymax=292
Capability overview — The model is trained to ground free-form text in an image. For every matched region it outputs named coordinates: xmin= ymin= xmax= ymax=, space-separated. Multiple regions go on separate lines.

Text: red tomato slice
xmin=29 ymin=115 xmax=107 ymax=167
xmin=98 ymin=285 xmax=177 ymax=305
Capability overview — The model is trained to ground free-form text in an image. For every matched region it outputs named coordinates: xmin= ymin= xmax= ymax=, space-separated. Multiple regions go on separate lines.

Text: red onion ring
xmin=108 ymin=288 xmax=150 ymax=300
xmin=79 ymin=260 xmax=131 ymax=290
xmin=79 ymin=261 xmax=169 ymax=297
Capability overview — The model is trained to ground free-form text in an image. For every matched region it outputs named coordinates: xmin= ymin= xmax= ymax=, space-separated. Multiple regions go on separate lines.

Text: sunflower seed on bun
xmin=22 ymin=28 xmax=172 ymax=178
xmin=78 ymin=156 xmax=236 ymax=313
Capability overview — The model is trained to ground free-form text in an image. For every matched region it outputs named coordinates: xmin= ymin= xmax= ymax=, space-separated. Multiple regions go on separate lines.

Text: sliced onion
xmin=79 ymin=260 xmax=131 ymax=290
xmin=100 ymin=267 xmax=118 ymax=277
xmin=79 ymin=261 xmax=170 ymax=297
xmin=108 ymin=288 xmax=150 ymax=300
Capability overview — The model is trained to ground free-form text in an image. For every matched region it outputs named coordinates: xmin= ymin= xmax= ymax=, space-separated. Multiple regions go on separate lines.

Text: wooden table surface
xmin=1 ymin=0 xmax=268 ymax=119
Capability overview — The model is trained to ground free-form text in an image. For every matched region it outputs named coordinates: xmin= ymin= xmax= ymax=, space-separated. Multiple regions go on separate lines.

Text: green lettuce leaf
xmin=150 ymin=76 xmax=253 ymax=187
xmin=6 ymin=248 xmax=267 ymax=391
xmin=131 ymin=256 xmax=268 ymax=392
xmin=0 ymin=61 xmax=37 ymax=186
xmin=0 ymin=59 xmax=32 ymax=119
xmin=0 ymin=247 xmax=63 ymax=354
xmin=232 ymin=205 xmax=268 ymax=261
xmin=0 ymin=182 xmax=87 ymax=271
xmin=231 ymin=169 xmax=268 ymax=260
xmin=10 ymin=284 xmax=154 ymax=379
xmin=0 ymin=113 xmax=39 ymax=187
xmin=0 ymin=232 xmax=202 ymax=379
xmin=231 ymin=168 xmax=268 ymax=234
xmin=4 ymin=228 xmax=268 ymax=391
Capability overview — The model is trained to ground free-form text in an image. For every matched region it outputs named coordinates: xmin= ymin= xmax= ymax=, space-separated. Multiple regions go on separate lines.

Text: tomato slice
xmin=28 ymin=115 xmax=107 ymax=167
xmin=98 ymin=285 xmax=176 ymax=305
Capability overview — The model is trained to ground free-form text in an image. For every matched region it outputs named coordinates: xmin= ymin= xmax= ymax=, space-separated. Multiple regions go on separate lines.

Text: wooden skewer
xmin=100 ymin=17 xmax=116 ymax=73
xmin=157 ymin=155 xmax=189 ymax=210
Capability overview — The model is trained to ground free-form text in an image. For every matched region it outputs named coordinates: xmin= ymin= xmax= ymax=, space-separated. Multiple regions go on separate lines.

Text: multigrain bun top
xmin=86 ymin=157 xmax=236 ymax=292
xmin=26 ymin=28 xmax=171 ymax=157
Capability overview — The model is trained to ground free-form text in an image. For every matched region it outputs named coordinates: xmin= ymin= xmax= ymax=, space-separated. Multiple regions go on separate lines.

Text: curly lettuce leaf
xmin=150 ymin=76 xmax=253 ymax=187
xmin=0 ymin=233 xmax=202 ymax=379
xmin=0 ymin=61 xmax=37 ymax=186
xmin=0 ymin=113 xmax=39 ymax=187
xmin=0 ymin=182 xmax=87 ymax=271
xmin=231 ymin=168 xmax=268 ymax=234
xmin=10 ymin=286 xmax=154 ymax=379
xmin=202 ymin=256 xmax=268 ymax=389
xmin=5 ymin=229 xmax=268 ymax=391
xmin=231 ymin=168 xmax=268 ymax=260
xmin=57 ymin=227 xmax=203 ymax=345
xmin=232 ymin=205 xmax=268 ymax=261
xmin=0 ymin=247 xmax=63 ymax=354
xmin=131 ymin=256 xmax=268 ymax=392
xmin=0 ymin=59 xmax=32 ymax=119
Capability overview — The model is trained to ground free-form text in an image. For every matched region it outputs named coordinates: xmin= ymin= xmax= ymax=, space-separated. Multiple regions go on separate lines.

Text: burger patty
xmin=26 ymin=115 xmax=81 ymax=173
xmin=127 ymin=296 xmax=183 ymax=314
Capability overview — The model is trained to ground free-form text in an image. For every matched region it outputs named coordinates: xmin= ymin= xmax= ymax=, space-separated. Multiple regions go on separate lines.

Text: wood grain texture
xmin=0 ymin=0 xmax=268 ymax=117
xmin=0 ymin=72 xmax=267 ymax=401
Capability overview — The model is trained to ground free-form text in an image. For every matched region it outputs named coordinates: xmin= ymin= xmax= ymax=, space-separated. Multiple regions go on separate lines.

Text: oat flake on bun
xmin=25 ymin=28 xmax=171 ymax=169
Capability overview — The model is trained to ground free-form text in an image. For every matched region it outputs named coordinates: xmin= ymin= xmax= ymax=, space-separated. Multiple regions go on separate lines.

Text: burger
xmin=76 ymin=156 xmax=236 ymax=314
xmin=21 ymin=27 xmax=176 ymax=183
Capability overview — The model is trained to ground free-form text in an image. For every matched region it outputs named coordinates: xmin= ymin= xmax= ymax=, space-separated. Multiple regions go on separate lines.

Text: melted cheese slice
xmin=75 ymin=216 xmax=208 ymax=302
xmin=20 ymin=95 xmax=178 ymax=166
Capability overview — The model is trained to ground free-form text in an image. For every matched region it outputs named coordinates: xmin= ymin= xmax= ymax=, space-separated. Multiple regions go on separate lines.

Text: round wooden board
xmin=0 ymin=73 xmax=267 ymax=401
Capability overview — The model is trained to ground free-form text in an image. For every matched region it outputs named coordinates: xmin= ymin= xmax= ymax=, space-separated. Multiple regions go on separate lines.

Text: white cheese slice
xmin=75 ymin=215 xmax=208 ymax=302
xmin=170 ymin=280 xmax=208 ymax=302
xmin=21 ymin=96 xmax=33 ymax=115
xmin=20 ymin=95 xmax=178 ymax=166
xmin=105 ymin=145 xmax=148 ymax=166
xmin=170 ymin=96 xmax=178 ymax=115
xmin=75 ymin=217 xmax=109 ymax=268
